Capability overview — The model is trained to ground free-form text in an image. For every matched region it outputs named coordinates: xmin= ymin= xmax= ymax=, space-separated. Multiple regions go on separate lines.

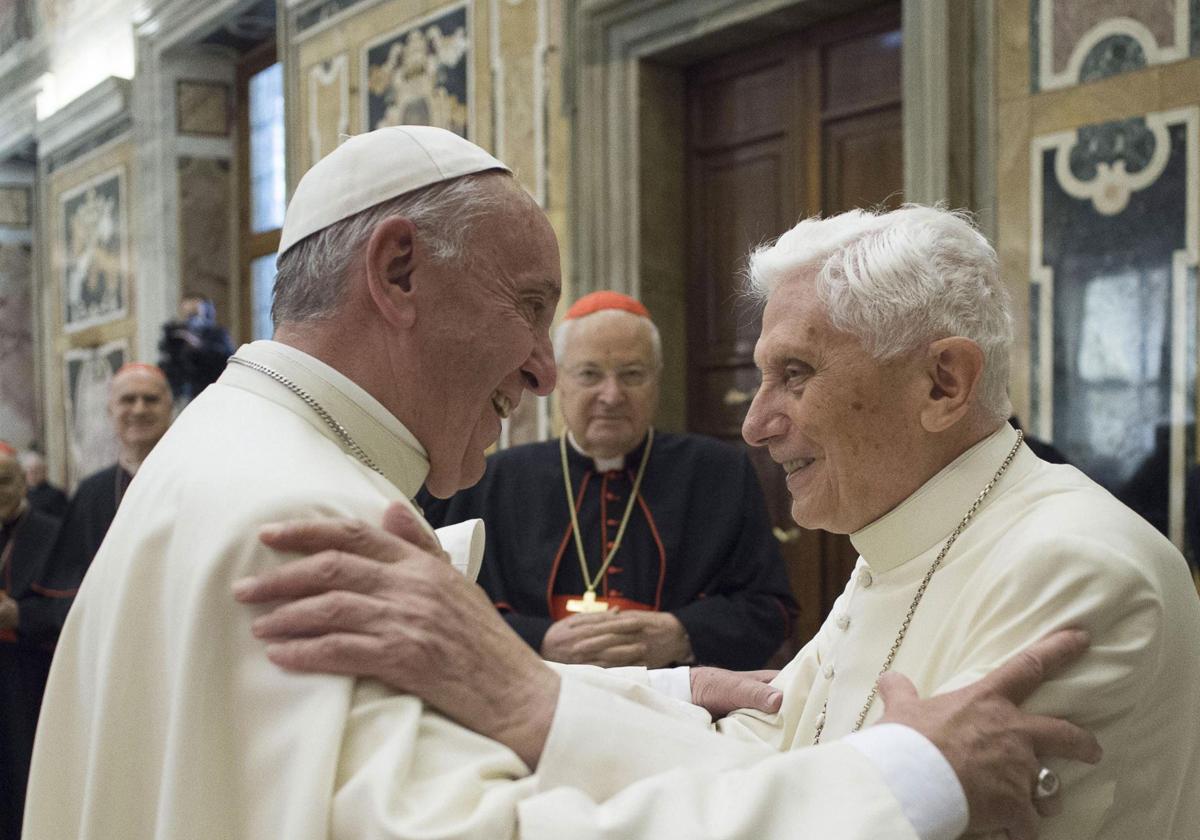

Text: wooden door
xmin=685 ymin=3 xmax=903 ymax=656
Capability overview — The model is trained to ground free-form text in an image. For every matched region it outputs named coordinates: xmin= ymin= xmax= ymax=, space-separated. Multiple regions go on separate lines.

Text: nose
xmin=596 ymin=373 xmax=625 ymax=404
xmin=742 ymin=387 xmax=784 ymax=447
xmin=521 ymin=331 xmax=557 ymax=396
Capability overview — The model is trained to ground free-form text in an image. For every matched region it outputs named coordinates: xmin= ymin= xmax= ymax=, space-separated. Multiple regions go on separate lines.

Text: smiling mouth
xmin=491 ymin=392 xmax=513 ymax=419
xmin=782 ymin=457 xmax=816 ymax=476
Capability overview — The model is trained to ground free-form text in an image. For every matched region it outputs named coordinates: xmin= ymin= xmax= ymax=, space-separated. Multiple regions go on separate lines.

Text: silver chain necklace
xmin=812 ymin=430 xmax=1024 ymax=744
xmin=227 ymin=356 xmax=383 ymax=477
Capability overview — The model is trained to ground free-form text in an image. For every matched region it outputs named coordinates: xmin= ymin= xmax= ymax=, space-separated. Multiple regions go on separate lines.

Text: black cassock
xmin=53 ymin=464 xmax=130 ymax=585
xmin=25 ymin=483 xmax=68 ymax=520
xmin=420 ymin=432 xmax=796 ymax=670
xmin=1 ymin=507 xmax=73 ymax=839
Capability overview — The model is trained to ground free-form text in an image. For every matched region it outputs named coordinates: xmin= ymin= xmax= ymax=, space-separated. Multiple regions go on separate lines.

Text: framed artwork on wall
xmin=60 ymin=166 xmax=129 ymax=333
xmin=362 ymin=2 xmax=470 ymax=137
xmin=63 ymin=339 xmax=127 ymax=488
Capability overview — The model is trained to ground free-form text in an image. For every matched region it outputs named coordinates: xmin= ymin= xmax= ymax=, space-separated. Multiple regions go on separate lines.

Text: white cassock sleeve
xmin=519 ymin=676 xmax=920 ymax=839
xmin=329 ymin=649 xmax=921 ymax=839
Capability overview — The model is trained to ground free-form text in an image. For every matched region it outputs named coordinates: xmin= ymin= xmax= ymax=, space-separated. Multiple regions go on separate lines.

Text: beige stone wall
xmin=41 ymin=135 xmax=139 ymax=486
xmin=285 ymin=0 xmax=571 ymax=442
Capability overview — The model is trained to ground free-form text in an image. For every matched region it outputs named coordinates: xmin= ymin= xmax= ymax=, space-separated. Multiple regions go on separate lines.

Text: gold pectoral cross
xmin=566 ymin=590 xmax=610 ymax=613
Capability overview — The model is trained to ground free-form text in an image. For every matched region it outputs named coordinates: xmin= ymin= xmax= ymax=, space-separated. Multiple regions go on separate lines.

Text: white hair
xmin=272 ymin=171 xmax=513 ymax=325
xmin=553 ymin=308 xmax=663 ymax=371
xmin=747 ymin=204 xmax=1013 ymax=421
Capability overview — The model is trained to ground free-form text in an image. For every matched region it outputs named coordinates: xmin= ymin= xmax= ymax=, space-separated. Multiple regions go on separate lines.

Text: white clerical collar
xmin=566 ymin=431 xmax=626 ymax=472
xmin=850 ymin=423 xmax=1036 ymax=574
xmin=221 ymin=341 xmax=430 ymax=497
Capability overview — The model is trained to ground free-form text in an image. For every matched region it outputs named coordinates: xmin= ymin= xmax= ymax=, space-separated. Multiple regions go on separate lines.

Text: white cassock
xmin=721 ymin=424 xmax=1200 ymax=839
xmin=25 ymin=340 xmax=926 ymax=840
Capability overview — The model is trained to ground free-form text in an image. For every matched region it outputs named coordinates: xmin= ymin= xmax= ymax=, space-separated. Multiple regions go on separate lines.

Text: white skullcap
xmin=278 ymin=125 xmax=510 ymax=257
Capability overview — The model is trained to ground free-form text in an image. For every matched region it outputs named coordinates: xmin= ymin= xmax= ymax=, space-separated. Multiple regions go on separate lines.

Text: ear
xmin=919 ymin=337 xmax=985 ymax=433
xmin=363 ymin=215 xmax=420 ymax=329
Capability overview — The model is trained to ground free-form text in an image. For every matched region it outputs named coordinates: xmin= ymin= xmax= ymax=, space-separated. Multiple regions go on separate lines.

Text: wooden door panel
xmin=685 ymin=3 xmax=902 ymax=657
xmin=822 ymin=29 xmax=902 ymax=117
xmin=824 ymin=107 xmax=904 ymax=212
xmin=690 ymin=141 xmax=785 ymax=360
xmin=690 ymin=59 xmax=787 ymax=150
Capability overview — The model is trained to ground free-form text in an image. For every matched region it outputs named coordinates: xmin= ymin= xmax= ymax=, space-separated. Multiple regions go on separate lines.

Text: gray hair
xmin=553 ymin=308 xmax=663 ymax=371
xmin=272 ymin=171 xmax=513 ymax=326
xmin=747 ymin=204 xmax=1013 ymax=421
xmin=17 ymin=450 xmax=44 ymax=470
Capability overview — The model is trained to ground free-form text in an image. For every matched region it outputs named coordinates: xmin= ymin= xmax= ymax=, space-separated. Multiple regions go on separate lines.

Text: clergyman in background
xmin=422 ymin=290 xmax=795 ymax=670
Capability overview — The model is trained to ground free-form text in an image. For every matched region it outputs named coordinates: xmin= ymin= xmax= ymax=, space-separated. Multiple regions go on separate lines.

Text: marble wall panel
xmin=176 ymin=80 xmax=232 ymax=137
xmin=362 ymin=2 xmax=470 ymax=136
xmin=0 ymin=187 xmax=30 ymax=227
xmin=0 ymin=241 xmax=36 ymax=448
xmin=1030 ymin=107 xmax=1198 ymax=552
xmin=177 ymin=156 xmax=233 ymax=324
xmin=1032 ymin=0 xmax=1199 ymax=91
xmin=62 ymin=338 xmax=125 ymax=487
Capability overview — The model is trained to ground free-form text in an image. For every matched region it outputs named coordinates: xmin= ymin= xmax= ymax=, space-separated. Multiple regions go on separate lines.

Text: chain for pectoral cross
xmin=812 ymin=431 xmax=1024 ymax=744
xmin=560 ymin=429 xmax=655 ymax=613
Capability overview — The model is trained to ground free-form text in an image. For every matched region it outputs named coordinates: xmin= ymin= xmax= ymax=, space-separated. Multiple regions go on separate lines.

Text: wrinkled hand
xmin=232 ymin=502 xmax=560 ymax=769
xmin=541 ymin=609 xmax=692 ymax=668
xmin=879 ymin=629 xmax=1102 ymax=840
xmin=690 ymin=667 xmax=781 ymax=718
xmin=0 ymin=595 xmax=18 ymax=630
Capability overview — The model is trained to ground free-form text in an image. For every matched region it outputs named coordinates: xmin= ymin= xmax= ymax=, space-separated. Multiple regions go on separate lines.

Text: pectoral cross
xmin=565 ymin=590 xmax=610 ymax=613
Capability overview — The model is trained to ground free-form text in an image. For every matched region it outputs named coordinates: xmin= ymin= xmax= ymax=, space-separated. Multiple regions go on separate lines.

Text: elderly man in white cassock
xmin=29 ymin=131 xmax=1099 ymax=840
xmin=242 ymin=204 xmax=1199 ymax=839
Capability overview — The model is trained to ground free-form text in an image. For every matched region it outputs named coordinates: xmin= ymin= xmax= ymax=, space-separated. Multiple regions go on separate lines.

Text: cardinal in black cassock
xmin=421 ymin=292 xmax=796 ymax=671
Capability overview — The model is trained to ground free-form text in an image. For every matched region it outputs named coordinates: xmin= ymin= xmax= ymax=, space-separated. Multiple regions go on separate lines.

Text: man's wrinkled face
xmin=742 ymin=273 xmax=926 ymax=534
xmin=0 ymin=457 xmax=26 ymax=522
xmin=559 ymin=312 xmax=660 ymax=459
xmin=418 ymin=188 xmax=561 ymax=497
xmin=108 ymin=371 xmax=173 ymax=453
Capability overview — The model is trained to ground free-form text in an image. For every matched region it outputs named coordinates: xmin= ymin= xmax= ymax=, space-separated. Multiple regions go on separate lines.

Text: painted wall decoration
xmin=63 ymin=338 xmax=126 ymax=487
xmin=308 ymin=54 xmax=349 ymax=166
xmin=0 ymin=241 xmax=36 ymax=448
xmin=1031 ymin=0 xmax=1200 ymax=91
xmin=60 ymin=166 xmax=128 ymax=332
xmin=363 ymin=2 xmax=470 ymax=136
xmin=1031 ymin=107 xmax=1198 ymax=553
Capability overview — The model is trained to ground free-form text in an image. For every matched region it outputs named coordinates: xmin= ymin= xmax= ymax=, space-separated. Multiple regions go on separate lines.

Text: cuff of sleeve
xmin=645 ymin=665 xmax=692 ymax=703
xmin=844 ymin=723 xmax=969 ymax=840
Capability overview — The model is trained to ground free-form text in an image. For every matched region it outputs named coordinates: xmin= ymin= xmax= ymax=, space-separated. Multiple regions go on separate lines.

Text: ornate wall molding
xmin=307 ymin=54 xmax=349 ymax=166
xmin=1032 ymin=0 xmax=1199 ymax=92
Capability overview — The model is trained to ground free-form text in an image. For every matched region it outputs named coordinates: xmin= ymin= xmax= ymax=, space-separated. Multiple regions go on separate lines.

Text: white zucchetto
xmin=278 ymin=125 xmax=509 ymax=258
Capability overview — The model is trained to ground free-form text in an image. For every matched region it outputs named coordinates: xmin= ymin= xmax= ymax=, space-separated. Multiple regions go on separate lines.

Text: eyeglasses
xmin=566 ymin=365 xmax=654 ymax=389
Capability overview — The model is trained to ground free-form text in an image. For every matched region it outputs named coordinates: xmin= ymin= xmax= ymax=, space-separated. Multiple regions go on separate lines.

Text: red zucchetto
xmin=564 ymin=291 xmax=652 ymax=321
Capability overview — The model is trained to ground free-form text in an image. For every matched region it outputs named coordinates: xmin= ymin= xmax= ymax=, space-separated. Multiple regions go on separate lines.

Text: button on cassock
xmin=857 ymin=568 xmax=874 ymax=588
xmin=835 ymin=613 xmax=850 ymax=631
xmin=823 ymin=663 xmax=835 ymax=680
